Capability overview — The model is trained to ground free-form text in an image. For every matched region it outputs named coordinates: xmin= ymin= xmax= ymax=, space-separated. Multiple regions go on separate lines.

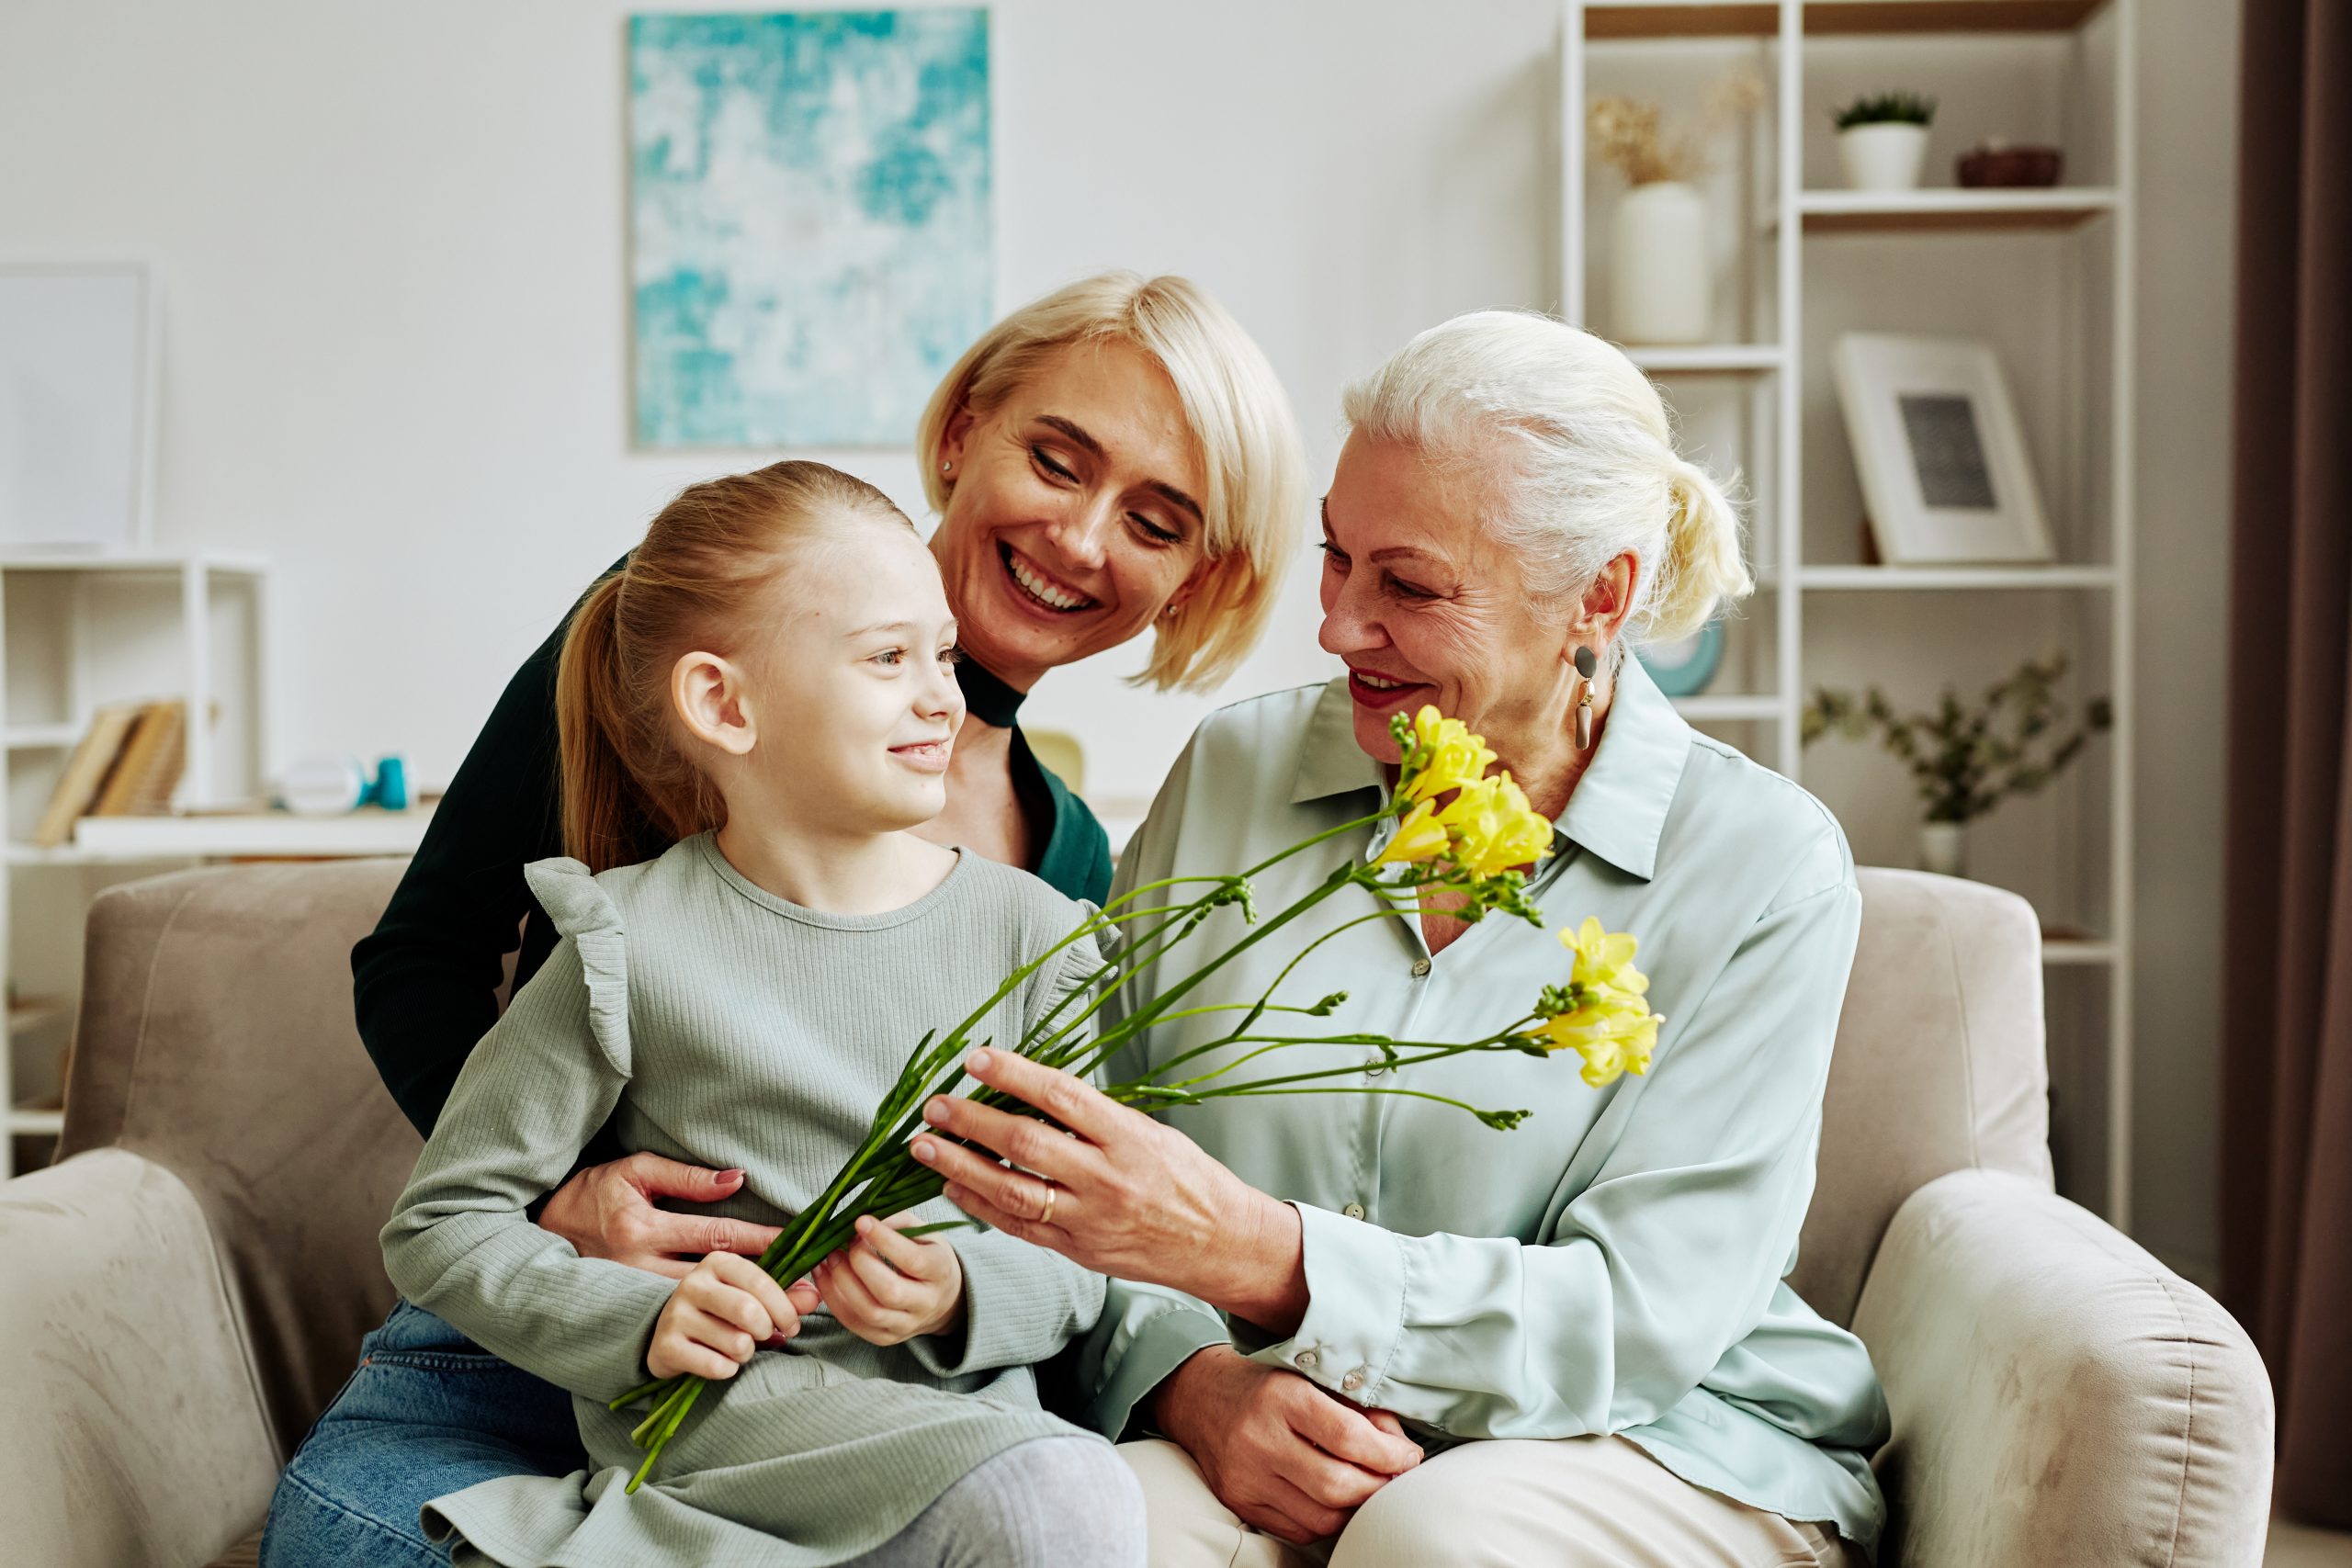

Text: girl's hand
xmin=648 ymin=1252 xmax=820 ymax=1382
xmin=808 ymin=1211 xmax=965 ymax=1348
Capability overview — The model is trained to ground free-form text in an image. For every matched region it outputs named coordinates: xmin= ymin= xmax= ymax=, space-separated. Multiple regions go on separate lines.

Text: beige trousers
xmin=1118 ymin=1434 xmax=1867 ymax=1568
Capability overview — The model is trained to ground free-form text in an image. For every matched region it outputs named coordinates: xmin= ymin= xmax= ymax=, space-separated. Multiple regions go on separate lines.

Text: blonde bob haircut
xmin=916 ymin=271 xmax=1306 ymax=692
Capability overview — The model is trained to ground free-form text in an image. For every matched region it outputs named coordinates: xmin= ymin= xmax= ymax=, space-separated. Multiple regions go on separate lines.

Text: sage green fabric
xmin=1083 ymin=658 xmax=1891 ymax=1559
xmin=379 ymin=832 xmax=1107 ymax=1567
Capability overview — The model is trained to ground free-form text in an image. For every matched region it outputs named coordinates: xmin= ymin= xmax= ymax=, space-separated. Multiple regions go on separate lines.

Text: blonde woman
xmin=262 ymin=274 xmax=1306 ymax=1568
xmin=912 ymin=312 xmax=1892 ymax=1567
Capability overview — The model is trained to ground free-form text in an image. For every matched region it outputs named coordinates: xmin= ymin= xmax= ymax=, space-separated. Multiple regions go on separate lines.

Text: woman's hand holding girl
xmin=543 ymin=1153 xmax=785 ymax=1279
xmin=648 ymin=1253 xmax=819 ymax=1382
xmin=808 ymin=1212 xmax=966 ymax=1347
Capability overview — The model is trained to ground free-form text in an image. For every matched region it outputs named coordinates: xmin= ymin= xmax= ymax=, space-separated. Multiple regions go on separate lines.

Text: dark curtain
xmin=2222 ymin=0 xmax=2352 ymax=1530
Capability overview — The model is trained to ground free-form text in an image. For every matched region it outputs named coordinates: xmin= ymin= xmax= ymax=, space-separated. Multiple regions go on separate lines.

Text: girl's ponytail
xmin=557 ymin=571 xmax=665 ymax=871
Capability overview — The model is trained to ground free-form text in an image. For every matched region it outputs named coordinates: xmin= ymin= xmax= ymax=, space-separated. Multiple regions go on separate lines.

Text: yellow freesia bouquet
xmin=611 ymin=705 xmax=1664 ymax=1489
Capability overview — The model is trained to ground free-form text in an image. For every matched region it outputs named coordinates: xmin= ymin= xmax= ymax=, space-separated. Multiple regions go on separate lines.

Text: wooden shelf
xmin=5 ymin=724 xmax=83 ymax=750
xmin=0 ymin=549 xmax=269 ymax=575
xmin=2043 ymin=938 xmax=2120 ymax=965
xmin=1585 ymin=1 xmax=2110 ymax=39
xmin=1792 ymin=188 xmax=2119 ymax=233
xmin=1799 ymin=564 xmax=2117 ymax=590
xmin=1624 ymin=344 xmax=1785 ymax=374
xmin=7 ymin=1105 xmax=64 ymax=1136
xmin=8 ymin=998 xmax=66 ymax=1037
xmin=10 ymin=805 xmax=434 ymax=863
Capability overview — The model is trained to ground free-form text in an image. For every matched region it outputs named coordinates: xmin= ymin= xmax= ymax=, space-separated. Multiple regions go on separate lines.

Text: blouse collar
xmin=1287 ymin=652 xmax=1694 ymax=883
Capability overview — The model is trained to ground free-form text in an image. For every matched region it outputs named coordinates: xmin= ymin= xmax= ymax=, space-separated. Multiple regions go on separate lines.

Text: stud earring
xmin=1573 ymin=644 xmax=1599 ymax=750
xmin=940 ymin=458 xmax=953 ymax=475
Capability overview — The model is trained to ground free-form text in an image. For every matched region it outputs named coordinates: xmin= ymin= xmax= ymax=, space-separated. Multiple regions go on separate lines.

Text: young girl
xmin=379 ymin=461 xmax=1143 ymax=1567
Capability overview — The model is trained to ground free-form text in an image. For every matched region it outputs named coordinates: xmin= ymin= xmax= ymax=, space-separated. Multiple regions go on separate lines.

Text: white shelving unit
xmin=1569 ymin=0 xmax=2137 ymax=1224
xmin=0 ymin=551 xmax=439 ymax=1178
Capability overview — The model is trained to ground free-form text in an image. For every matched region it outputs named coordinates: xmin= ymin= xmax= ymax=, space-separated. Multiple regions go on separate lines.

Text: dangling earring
xmin=1573 ymin=644 xmax=1598 ymax=750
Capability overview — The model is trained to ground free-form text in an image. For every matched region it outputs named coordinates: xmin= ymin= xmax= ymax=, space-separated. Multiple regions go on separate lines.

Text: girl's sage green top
xmin=380 ymin=833 xmax=1106 ymax=1568
xmin=1082 ymin=654 xmax=1893 ymax=1559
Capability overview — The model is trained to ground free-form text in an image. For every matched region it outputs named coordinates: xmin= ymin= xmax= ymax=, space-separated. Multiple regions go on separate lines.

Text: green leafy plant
xmin=1801 ymin=652 xmax=2111 ymax=825
xmin=1833 ymin=91 xmax=1937 ymax=130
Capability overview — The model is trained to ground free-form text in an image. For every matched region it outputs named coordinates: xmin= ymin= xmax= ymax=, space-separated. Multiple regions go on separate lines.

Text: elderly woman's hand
xmin=910 ymin=1048 xmax=1310 ymax=1330
xmin=1153 ymin=1347 xmax=1423 ymax=1543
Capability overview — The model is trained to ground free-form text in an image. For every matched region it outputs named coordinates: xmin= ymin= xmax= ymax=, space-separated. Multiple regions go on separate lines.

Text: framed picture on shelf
xmin=1831 ymin=333 xmax=2052 ymax=566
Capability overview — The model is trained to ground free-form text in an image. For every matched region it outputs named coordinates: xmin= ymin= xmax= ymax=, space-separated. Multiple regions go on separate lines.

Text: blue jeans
xmin=260 ymin=1298 xmax=585 ymax=1568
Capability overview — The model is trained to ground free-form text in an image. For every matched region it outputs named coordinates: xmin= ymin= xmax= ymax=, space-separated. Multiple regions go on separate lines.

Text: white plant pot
xmin=1918 ymin=821 xmax=1969 ymax=878
xmin=1838 ymin=122 xmax=1930 ymax=192
xmin=1611 ymin=181 xmax=1711 ymax=345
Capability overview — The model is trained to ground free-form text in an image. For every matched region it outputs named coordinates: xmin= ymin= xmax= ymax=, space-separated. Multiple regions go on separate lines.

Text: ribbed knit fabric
xmin=379 ymin=830 xmax=1110 ymax=1567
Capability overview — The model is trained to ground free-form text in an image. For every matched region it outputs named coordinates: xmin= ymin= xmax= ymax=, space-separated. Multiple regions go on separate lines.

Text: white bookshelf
xmin=1566 ymin=0 xmax=2137 ymax=1224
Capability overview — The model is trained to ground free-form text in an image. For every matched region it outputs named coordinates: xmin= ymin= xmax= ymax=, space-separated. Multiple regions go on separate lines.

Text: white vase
xmin=1611 ymin=181 xmax=1711 ymax=345
xmin=1918 ymin=821 xmax=1969 ymax=877
xmin=1838 ymin=122 xmax=1930 ymax=192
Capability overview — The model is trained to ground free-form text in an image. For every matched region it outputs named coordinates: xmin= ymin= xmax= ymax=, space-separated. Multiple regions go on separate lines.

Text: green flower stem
xmin=1146 ymin=897 xmax=1419 ymax=1079
xmin=1136 ymin=1027 xmax=1541 ymax=1098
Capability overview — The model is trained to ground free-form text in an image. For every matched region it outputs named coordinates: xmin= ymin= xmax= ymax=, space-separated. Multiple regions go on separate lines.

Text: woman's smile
xmin=997 ymin=539 xmax=1102 ymax=616
xmin=1344 ymin=661 xmax=1430 ymax=712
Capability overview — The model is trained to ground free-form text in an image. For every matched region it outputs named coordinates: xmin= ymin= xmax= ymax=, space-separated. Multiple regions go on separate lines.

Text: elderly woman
xmin=912 ymin=311 xmax=1891 ymax=1567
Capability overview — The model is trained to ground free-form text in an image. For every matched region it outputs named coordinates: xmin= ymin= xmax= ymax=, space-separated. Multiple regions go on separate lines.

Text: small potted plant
xmin=1588 ymin=71 xmax=1762 ymax=344
xmin=1834 ymin=91 xmax=1937 ymax=192
xmin=1801 ymin=652 xmax=2111 ymax=878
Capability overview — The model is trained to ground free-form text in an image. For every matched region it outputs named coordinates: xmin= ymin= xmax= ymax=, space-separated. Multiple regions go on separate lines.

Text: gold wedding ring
xmin=1038 ymin=1180 xmax=1059 ymax=1227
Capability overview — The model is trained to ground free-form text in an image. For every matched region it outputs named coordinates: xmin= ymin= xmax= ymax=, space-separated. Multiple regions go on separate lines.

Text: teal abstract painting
xmin=629 ymin=10 xmax=991 ymax=447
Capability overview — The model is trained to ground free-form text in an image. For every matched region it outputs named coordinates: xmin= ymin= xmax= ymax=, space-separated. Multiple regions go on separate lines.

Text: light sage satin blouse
xmin=1080 ymin=654 xmax=1892 ymax=1558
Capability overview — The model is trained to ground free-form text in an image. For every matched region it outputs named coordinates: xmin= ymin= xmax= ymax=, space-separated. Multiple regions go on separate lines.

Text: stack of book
xmin=30 ymin=700 xmax=190 ymax=849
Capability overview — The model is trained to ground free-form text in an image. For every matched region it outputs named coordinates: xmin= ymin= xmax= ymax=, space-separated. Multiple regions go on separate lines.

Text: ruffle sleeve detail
xmin=522 ymin=855 xmax=631 ymax=1077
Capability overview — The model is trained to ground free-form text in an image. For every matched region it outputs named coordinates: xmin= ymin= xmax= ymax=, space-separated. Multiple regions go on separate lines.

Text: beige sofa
xmin=0 ymin=859 xmax=2274 ymax=1566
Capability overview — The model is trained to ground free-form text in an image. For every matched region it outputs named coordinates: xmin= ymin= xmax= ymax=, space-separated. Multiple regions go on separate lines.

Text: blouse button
xmin=1411 ymin=957 xmax=1432 ymax=977
xmin=1363 ymin=1053 xmax=1388 ymax=1077
xmin=1342 ymin=1370 xmax=1366 ymax=1393
xmin=1296 ymin=1349 xmax=1320 ymax=1371
xmin=1343 ymin=1202 xmax=1365 ymax=1220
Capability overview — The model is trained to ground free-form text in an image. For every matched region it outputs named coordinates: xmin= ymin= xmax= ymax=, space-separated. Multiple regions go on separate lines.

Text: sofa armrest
xmin=1851 ymin=1169 xmax=2271 ymax=1568
xmin=0 ymin=1148 xmax=282 ymax=1568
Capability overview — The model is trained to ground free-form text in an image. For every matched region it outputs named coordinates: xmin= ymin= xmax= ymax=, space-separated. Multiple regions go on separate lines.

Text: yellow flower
xmin=1438 ymin=773 xmax=1555 ymax=879
xmin=1562 ymin=917 xmax=1647 ymax=997
xmin=1540 ymin=991 xmax=1662 ymax=1087
xmin=1370 ymin=800 xmax=1451 ymax=868
xmin=1399 ymin=706 xmax=1498 ymax=807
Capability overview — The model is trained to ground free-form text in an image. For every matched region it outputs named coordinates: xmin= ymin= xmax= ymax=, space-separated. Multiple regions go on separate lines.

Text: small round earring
xmin=1573 ymin=645 xmax=1599 ymax=750
xmin=940 ymin=458 xmax=953 ymax=474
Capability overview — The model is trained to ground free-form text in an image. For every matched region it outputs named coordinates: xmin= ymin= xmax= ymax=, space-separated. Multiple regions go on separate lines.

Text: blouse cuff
xmin=1238 ymin=1201 xmax=1408 ymax=1404
xmin=1088 ymin=1301 xmax=1232 ymax=1442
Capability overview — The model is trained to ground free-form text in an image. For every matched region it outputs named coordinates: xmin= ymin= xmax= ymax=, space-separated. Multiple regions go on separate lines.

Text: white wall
xmin=0 ymin=0 xmax=2234 ymax=1267
xmin=0 ymin=0 xmax=1558 ymax=824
